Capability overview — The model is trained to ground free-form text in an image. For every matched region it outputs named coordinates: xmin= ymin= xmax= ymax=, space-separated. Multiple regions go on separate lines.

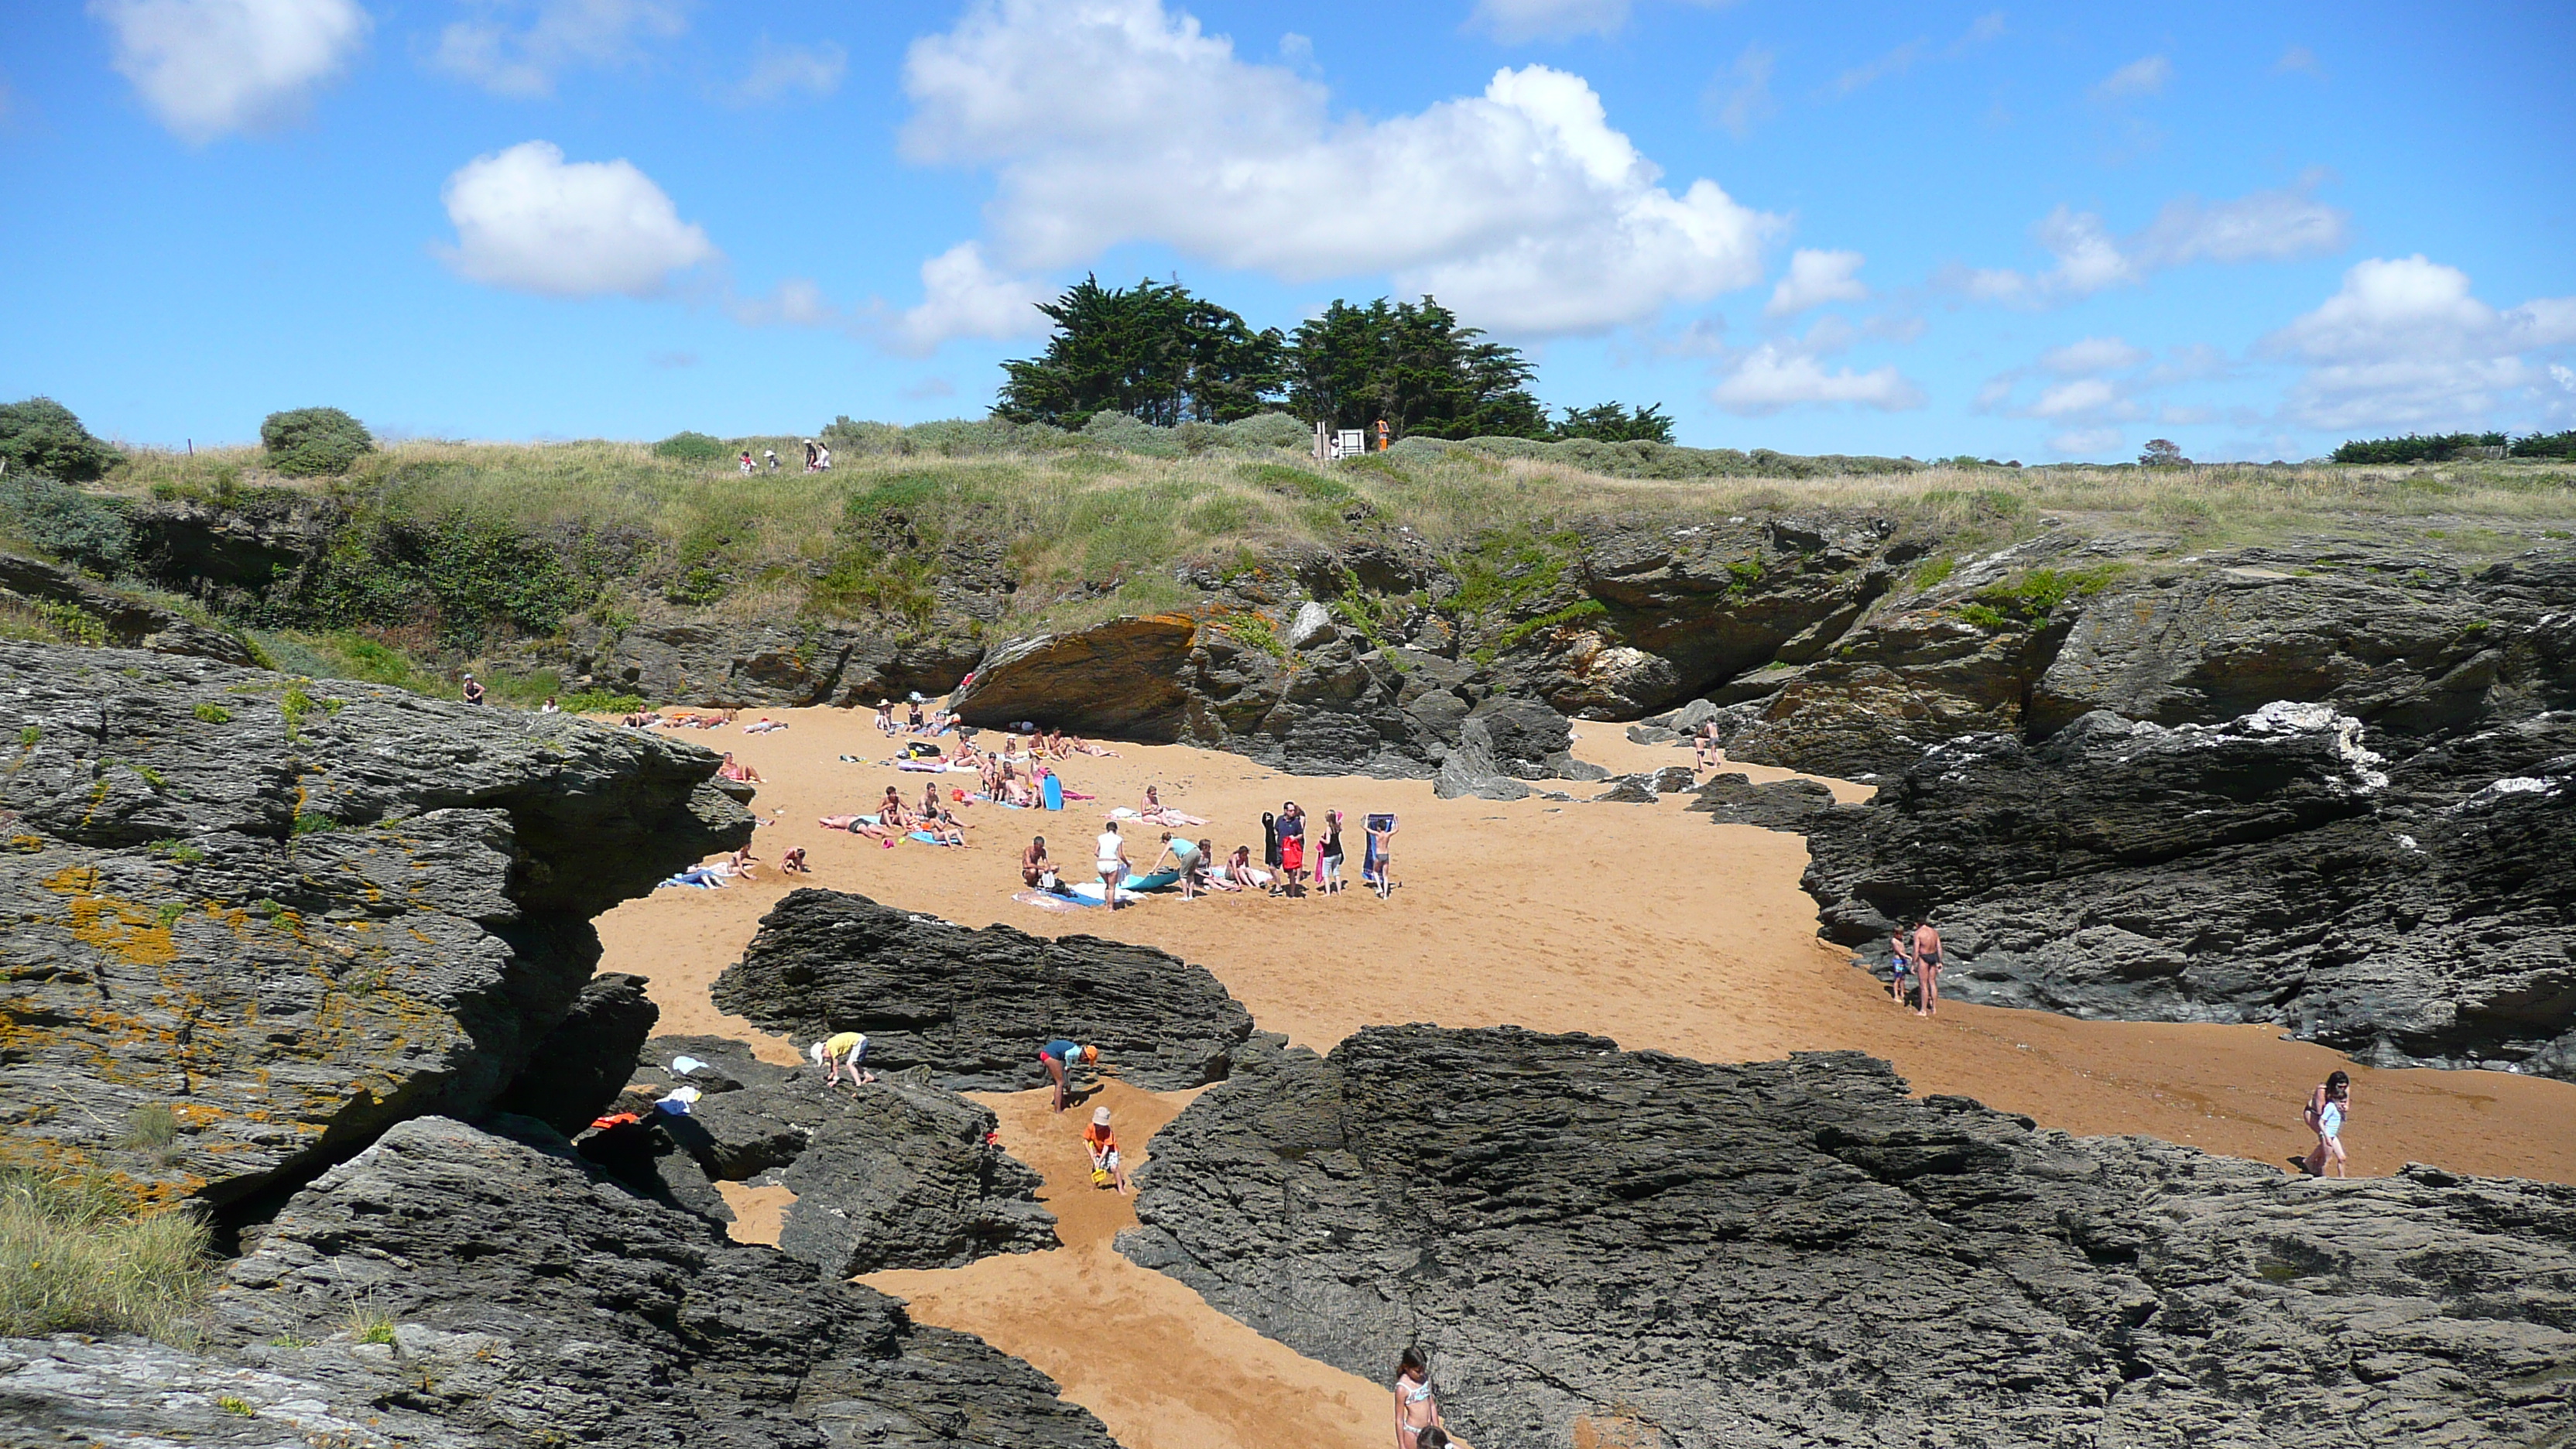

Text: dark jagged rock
xmin=1802 ymin=704 xmax=2576 ymax=1076
xmin=1684 ymin=771 xmax=1838 ymax=830
xmin=624 ymin=1043 xmax=1061 ymax=1274
xmin=776 ymin=1082 xmax=1057 ymax=1274
xmin=1724 ymin=540 xmax=2576 ymax=779
xmin=0 ymin=642 xmax=750 ymax=1204
xmin=525 ymin=615 xmax=984 ymax=709
xmin=495 ymin=972 xmax=659 ymax=1137
xmin=714 ymin=889 xmax=1256 ymax=1091
xmin=0 ymin=549 xmax=259 ymax=665
xmin=1122 ymin=1025 xmax=2576 ymax=1449
xmin=1590 ymin=775 xmax=1657 ymax=803
xmin=1434 ymin=696 xmax=1576 ymax=799
xmin=190 ymin=1114 xmax=1118 ymax=1447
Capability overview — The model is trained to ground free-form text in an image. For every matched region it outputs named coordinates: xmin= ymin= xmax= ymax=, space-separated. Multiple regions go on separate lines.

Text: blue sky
xmin=5 ymin=0 xmax=2572 ymax=460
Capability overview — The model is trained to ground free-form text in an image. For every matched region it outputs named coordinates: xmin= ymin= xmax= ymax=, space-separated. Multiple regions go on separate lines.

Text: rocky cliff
xmin=6 ymin=1113 xmax=1121 ymax=1447
xmin=1802 ymin=702 xmax=2576 ymax=1077
xmin=714 ymin=889 xmax=1260 ymax=1091
xmin=0 ymin=641 xmax=751 ymax=1204
xmin=1121 ymin=1025 xmax=2576 ymax=1449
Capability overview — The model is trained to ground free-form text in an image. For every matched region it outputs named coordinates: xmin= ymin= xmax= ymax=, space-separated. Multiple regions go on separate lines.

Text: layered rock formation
xmin=1122 ymin=1025 xmax=2576 ymax=1449
xmin=621 ymin=1035 xmax=1058 ymax=1275
xmin=1 ymin=549 xmax=259 ymax=665
xmin=0 ymin=642 xmax=749 ymax=1203
xmin=4 ymin=1114 xmax=1119 ymax=1447
xmin=1684 ymin=770 xmax=1838 ymax=829
xmin=523 ymin=615 xmax=984 ymax=710
xmin=1803 ymin=703 xmax=2576 ymax=1075
xmin=714 ymin=889 xmax=1258 ymax=1091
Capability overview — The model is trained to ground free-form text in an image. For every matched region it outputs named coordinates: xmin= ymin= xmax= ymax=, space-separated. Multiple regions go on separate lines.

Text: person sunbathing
xmin=1140 ymin=785 xmax=1209 ymax=827
xmin=818 ymin=814 xmax=865 ymax=831
xmin=922 ymin=809 xmax=967 ymax=847
xmin=717 ymin=752 xmax=764 ymax=784
xmin=1219 ymin=844 xmax=1270 ymax=891
xmin=743 ymin=718 xmax=786 ymax=735
xmin=921 ymin=781 xmax=945 ymax=823
xmin=875 ymin=700 xmax=898 ymax=735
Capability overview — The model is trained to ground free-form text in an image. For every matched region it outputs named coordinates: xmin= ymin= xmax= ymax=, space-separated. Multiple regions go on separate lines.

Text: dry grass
xmin=0 ymin=1167 xmax=211 ymax=1343
xmin=88 ymin=440 xmax=2576 ymax=633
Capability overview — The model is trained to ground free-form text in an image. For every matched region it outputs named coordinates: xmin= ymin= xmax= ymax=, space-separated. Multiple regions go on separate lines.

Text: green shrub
xmin=0 ymin=1169 xmax=212 ymax=1341
xmin=556 ymin=688 xmax=646 ymax=714
xmin=1953 ymin=602 xmax=2012 ymax=629
xmin=2331 ymin=432 xmax=2503 ymax=465
xmin=0 ymin=398 xmax=124 ymax=483
xmin=190 ymin=702 xmax=232 ymax=724
xmin=32 ymin=600 xmax=110 ymax=646
xmin=2509 ymin=430 xmax=2576 ymax=460
xmin=1216 ymin=611 xmax=1285 ymax=659
xmin=1488 ymin=598 xmax=1609 ymax=656
xmin=0 ymin=474 xmax=134 ymax=571
xmin=347 ymin=1303 xmax=398 ymax=1345
xmin=259 ymin=407 xmax=375 ymax=478
xmin=1910 ymin=556 xmax=1958 ymax=591
xmin=652 ymin=431 xmax=728 ymax=462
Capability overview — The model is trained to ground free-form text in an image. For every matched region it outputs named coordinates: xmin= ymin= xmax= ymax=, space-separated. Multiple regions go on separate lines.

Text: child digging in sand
xmin=1084 ymin=1105 xmax=1130 ymax=1194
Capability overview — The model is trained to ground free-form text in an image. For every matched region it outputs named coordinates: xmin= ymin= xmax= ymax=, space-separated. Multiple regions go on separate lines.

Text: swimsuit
xmin=1396 ymin=1375 xmax=1434 ymax=1439
xmin=2318 ymin=1102 xmax=2343 ymax=1139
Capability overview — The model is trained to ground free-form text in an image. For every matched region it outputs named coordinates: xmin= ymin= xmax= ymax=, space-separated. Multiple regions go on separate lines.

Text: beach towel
xmin=1262 ymin=813 xmax=1279 ymax=869
xmin=906 ymin=831 xmax=958 ymax=847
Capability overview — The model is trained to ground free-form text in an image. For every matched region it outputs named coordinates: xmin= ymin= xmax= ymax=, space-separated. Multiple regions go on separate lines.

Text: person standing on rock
xmin=1040 ymin=1038 xmax=1098 ymax=1112
xmin=2297 ymin=1070 xmax=2352 ymax=1177
xmin=1096 ymin=820 xmax=1132 ymax=909
xmin=1912 ymin=920 xmax=1944 ymax=1017
xmin=461 ymin=674 xmax=485 ymax=705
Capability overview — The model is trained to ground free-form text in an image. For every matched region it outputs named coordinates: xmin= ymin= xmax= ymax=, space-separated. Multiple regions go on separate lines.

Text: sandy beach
xmin=597 ymin=703 xmax=2576 ymax=1449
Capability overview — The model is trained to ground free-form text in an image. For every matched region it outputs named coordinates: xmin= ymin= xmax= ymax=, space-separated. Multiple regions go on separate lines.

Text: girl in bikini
xmin=1394 ymin=1345 xmax=1444 ymax=1449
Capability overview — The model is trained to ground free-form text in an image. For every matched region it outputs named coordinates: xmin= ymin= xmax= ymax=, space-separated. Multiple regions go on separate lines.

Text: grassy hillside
xmin=11 ymin=419 xmax=2570 ymax=703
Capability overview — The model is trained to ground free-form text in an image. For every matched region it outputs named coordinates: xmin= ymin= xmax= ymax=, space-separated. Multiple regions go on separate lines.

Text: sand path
xmin=598 ymin=704 xmax=2576 ymax=1449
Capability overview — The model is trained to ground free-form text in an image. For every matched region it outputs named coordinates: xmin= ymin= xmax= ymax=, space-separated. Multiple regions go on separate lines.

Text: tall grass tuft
xmin=0 ymin=1168 xmax=212 ymax=1342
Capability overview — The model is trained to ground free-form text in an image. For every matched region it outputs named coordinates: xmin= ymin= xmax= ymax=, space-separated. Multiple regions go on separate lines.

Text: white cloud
xmin=2089 ymin=54 xmax=2170 ymax=102
xmin=890 ymin=242 xmax=1054 ymax=355
xmin=92 ymin=0 xmax=368 ymax=142
xmin=1957 ymin=176 xmax=2348 ymax=308
xmin=2038 ymin=336 xmax=2148 ymax=375
xmin=2263 ymin=255 xmax=2576 ymax=431
xmin=1469 ymin=0 xmax=1629 ymax=42
xmin=1702 ymin=43 xmax=1774 ymax=140
xmin=430 ymin=0 xmax=685 ymax=99
xmin=1709 ymin=342 xmax=1925 ymax=416
xmin=733 ymin=36 xmax=844 ymax=103
xmin=1765 ymin=248 xmax=1867 ymax=317
xmin=2049 ymin=426 xmax=2124 ymax=455
xmin=436 ymin=140 xmax=718 ymax=297
xmin=899 ymin=0 xmax=1780 ymax=337
xmin=2027 ymin=376 xmax=2126 ymax=419
xmin=1831 ymin=12 xmax=2002 ymax=97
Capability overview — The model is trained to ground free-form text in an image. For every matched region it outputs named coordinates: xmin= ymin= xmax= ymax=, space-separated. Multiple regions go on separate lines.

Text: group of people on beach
xmin=1016 ymin=793 xmax=1399 ymax=909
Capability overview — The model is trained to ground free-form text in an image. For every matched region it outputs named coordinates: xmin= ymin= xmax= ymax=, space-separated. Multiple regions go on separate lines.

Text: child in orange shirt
xmin=1084 ymin=1106 xmax=1129 ymax=1194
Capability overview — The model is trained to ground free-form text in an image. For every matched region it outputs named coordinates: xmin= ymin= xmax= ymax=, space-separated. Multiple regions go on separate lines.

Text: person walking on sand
xmin=1695 ymin=719 xmax=1720 ymax=773
xmin=1911 ymin=919 xmax=1944 ymax=1018
xmin=2296 ymin=1070 xmax=2352 ymax=1177
xmin=1095 ymin=820 xmax=1132 ymax=910
xmin=1889 ymin=924 xmax=1915 ymax=1007
xmin=1040 ymin=1038 xmax=1098 ymax=1112
xmin=810 ymin=1030 xmax=873 ymax=1088
xmin=1084 ymin=1105 xmax=1131 ymax=1194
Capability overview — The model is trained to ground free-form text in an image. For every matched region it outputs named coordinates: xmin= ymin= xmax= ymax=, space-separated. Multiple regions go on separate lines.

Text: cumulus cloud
xmin=2038 ymin=336 xmax=2149 ymax=375
xmin=1702 ymin=43 xmax=1774 ymax=140
xmin=899 ymin=0 xmax=1780 ymax=337
xmin=1972 ymin=334 xmax=2228 ymax=437
xmin=436 ymin=140 xmax=718 ymax=297
xmin=92 ymin=0 xmax=368 ymax=142
xmin=2089 ymin=54 xmax=2170 ymax=102
xmin=1956 ymin=174 xmax=2349 ymax=308
xmin=1710 ymin=344 xmax=1925 ymax=415
xmin=2048 ymin=426 xmax=2124 ymax=456
xmin=430 ymin=0 xmax=686 ymax=99
xmin=1831 ymin=12 xmax=2002 ymax=98
xmin=733 ymin=36 xmax=845 ymax=103
xmin=2263 ymin=255 xmax=2576 ymax=431
xmin=889 ymin=242 xmax=1054 ymax=355
xmin=1765 ymin=248 xmax=1869 ymax=318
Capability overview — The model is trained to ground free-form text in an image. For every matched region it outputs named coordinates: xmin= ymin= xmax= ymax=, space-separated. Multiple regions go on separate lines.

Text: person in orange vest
xmin=1375 ymin=419 xmax=1391 ymax=451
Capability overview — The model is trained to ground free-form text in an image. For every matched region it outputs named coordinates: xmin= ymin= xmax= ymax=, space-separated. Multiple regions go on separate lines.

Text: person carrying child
xmin=1084 ymin=1105 xmax=1130 ymax=1194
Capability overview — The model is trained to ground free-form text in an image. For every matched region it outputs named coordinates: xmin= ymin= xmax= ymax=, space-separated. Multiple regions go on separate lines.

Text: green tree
xmin=653 ymin=431 xmax=727 ymax=462
xmin=1550 ymin=402 xmax=1674 ymax=444
xmin=995 ymin=276 xmax=1286 ymax=426
xmin=0 ymin=398 xmax=124 ymax=482
xmin=2139 ymin=438 xmax=2187 ymax=468
xmin=261 ymin=407 xmax=375 ymax=477
xmin=1285 ymin=297 xmax=1549 ymax=441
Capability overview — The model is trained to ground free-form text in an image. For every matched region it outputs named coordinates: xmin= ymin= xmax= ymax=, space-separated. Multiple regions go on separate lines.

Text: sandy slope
xmin=596 ymin=704 xmax=2576 ymax=1449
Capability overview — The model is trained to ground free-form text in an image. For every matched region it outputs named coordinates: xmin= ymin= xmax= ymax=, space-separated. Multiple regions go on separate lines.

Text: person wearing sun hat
xmin=1083 ymin=1104 xmax=1129 ymax=1194
xmin=1040 ymin=1037 xmax=1098 ymax=1112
